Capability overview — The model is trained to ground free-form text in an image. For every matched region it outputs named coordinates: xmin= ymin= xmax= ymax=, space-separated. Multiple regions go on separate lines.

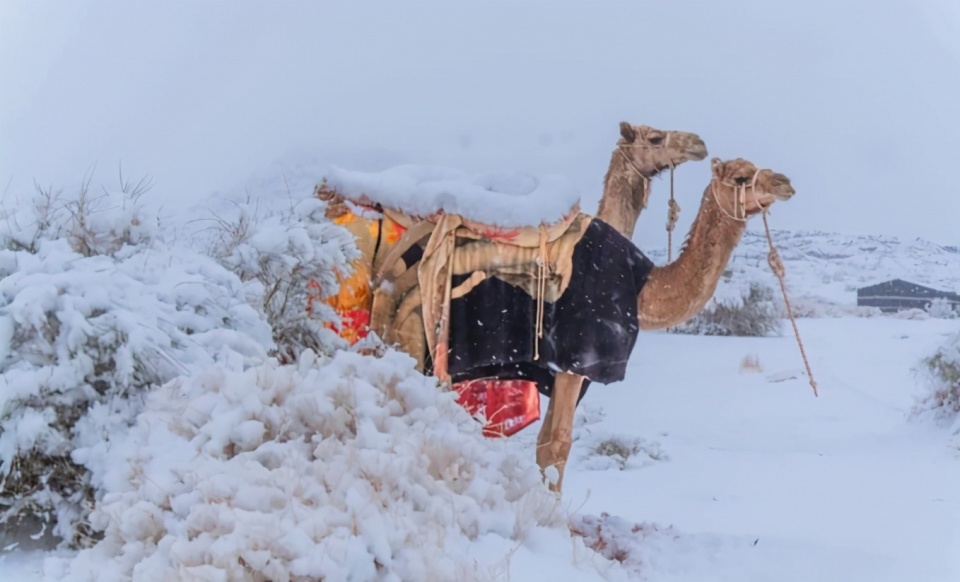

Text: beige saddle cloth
xmin=319 ymin=182 xmax=592 ymax=383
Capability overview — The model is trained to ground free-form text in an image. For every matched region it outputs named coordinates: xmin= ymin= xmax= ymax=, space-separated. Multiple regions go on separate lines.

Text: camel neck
xmin=636 ymin=185 xmax=747 ymax=330
xmin=596 ymin=150 xmax=651 ymax=240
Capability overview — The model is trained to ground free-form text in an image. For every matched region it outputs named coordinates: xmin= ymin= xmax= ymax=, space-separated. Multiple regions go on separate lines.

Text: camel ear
xmin=710 ymin=157 xmax=725 ymax=177
xmin=619 ymin=122 xmax=637 ymax=143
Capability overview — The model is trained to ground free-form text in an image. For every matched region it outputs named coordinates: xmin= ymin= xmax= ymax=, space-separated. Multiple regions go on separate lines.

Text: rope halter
xmin=617 ymin=132 xmax=685 ymax=261
xmin=710 ymin=168 xmax=764 ymax=222
xmin=616 ymin=131 xmax=674 ymax=210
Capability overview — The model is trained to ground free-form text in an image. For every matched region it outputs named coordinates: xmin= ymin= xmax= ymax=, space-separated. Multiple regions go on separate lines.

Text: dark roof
xmin=857 ymin=279 xmax=960 ymax=301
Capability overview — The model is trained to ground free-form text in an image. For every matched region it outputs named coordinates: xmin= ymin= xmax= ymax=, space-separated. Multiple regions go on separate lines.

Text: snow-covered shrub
xmin=671 ymin=282 xmax=782 ymax=337
xmin=926 ymin=298 xmax=958 ymax=319
xmin=788 ymin=296 xmax=881 ymax=319
xmin=0 ymin=185 xmax=67 ymax=253
xmin=589 ymin=437 xmax=642 ymax=470
xmin=55 ymin=349 xmax=564 ymax=581
xmin=0 ymin=185 xmax=273 ymax=547
xmin=581 ymin=433 xmax=667 ymax=471
xmin=205 ymin=195 xmax=358 ymax=361
xmin=570 ymin=513 xmax=677 ymax=578
xmin=1 ymin=178 xmax=156 ymax=258
xmin=894 ymin=308 xmax=929 ymax=320
xmin=914 ymin=331 xmax=960 ymax=424
xmin=66 ymin=179 xmax=158 ymax=258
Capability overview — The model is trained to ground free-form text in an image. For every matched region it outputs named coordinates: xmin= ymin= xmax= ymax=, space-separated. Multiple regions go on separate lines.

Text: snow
xmin=1 ymin=166 xmax=959 ymax=580
xmin=4 ymin=307 xmax=958 ymax=580
xmin=41 ymin=348 xmax=596 ymax=581
xmin=324 ymin=164 xmax=581 ymax=227
xmin=553 ymin=317 xmax=960 ymax=581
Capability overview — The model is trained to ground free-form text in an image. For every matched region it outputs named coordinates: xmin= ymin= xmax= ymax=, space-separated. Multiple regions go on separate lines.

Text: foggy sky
xmin=3 ymin=0 xmax=960 ymax=249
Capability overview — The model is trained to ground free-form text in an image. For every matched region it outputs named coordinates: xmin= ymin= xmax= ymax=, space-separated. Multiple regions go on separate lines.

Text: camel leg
xmin=536 ymin=371 xmax=584 ymax=494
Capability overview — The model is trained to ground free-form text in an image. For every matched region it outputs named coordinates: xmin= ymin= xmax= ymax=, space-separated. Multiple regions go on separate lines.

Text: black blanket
xmin=445 ymin=219 xmax=654 ymax=397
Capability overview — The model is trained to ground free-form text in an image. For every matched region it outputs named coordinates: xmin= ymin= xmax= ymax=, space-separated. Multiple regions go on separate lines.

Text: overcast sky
xmin=3 ymin=0 xmax=960 ymax=248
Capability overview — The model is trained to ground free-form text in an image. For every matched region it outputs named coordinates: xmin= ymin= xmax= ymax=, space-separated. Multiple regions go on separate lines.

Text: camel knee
xmin=537 ymin=431 xmax=572 ymax=465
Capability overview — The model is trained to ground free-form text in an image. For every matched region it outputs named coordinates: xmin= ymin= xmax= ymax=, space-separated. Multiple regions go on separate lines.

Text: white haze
xmin=3 ymin=0 xmax=960 ymax=250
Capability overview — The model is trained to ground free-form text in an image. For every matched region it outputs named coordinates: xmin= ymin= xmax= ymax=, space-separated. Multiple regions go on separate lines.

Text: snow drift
xmin=0 ymin=186 xmax=275 ymax=545
xmin=51 ymin=349 xmax=571 ymax=581
xmin=0 ymin=175 xmax=630 ymax=581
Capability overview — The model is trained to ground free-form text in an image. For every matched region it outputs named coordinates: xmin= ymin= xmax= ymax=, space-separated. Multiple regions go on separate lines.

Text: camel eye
xmin=648 ymin=136 xmax=663 ymax=145
xmin=735 ymin=176 xmax=749 ymax=185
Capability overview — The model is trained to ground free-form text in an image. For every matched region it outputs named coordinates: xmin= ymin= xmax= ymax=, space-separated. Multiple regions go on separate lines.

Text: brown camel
xmin=596 ymin=122 xmax=708 ymax=239
xmin=537 ymin=157 xmax=795 ymax=492
xmin=315 ymin=153 xmax=794 ymax=495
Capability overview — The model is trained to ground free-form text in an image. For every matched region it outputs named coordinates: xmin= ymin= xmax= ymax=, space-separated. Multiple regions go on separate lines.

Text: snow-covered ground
xmin=556 ymin=316 xmax=960 ymax=581
xmin=1 ymin=157 xmax=958 ymax=581
xmin=3 ymin=315 xmax=958 ymax=581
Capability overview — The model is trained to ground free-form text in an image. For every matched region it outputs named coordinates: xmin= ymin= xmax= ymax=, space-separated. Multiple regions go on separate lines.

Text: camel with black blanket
xmin=315 ymin=140 xmax=794 ymax=495
xmin=314 ymin=120 xmax=706 ymax=345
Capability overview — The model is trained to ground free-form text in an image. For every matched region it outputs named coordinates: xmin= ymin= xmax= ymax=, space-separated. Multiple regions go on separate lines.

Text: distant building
xmin=857 ymin=279 xmax=960 ymax=313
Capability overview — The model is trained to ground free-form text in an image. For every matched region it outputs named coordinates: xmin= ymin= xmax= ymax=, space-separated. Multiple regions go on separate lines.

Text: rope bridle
xmin=710 ymin=171 xmax=762 ymax=222
xmin=666 ymin=166 xmax=679 ymax=261
xmin=616 ymin=146 xmax=653 ymax=208
xmin=617 ymin=132 xmax=681 ymax=260
xmin=710 ymin=169 xmax=818 ymax=397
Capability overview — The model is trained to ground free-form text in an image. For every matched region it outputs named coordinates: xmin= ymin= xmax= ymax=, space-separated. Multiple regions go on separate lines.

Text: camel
xmin=314 ymin=120 xmax=706 ymax=347
xmin=536 ymin=157 xmax=795 ymax=492
xmin=315 ymin=149 xmax=794 ymax=496
xmin=597 ymin=122 xmax=707 ymax=240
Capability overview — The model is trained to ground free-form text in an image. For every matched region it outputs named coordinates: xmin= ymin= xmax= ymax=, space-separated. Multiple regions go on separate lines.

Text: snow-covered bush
xmin=54 ymin=349 xmax=564 ymax=581
xmin=581 ymin=433 xmax=668 ymax=471
xmin=671 ymin=282 xmax=782 ymax=337
xmin=925 ymin=298 xmax=958 ymax=319
xmin=914 ymin=331 xmax=960 ymax=424
xmin=204 ymin=195 xmax=358 ymax=361
xmin=788 ymin=296 xmax=881 ymax=319
xmin=0 ymin=184 xmax=274 ymax=547
xmin=570 ymin=513 xmax=676 ymax=578
xmin=894 ymin=308 xmax=929 ymax=320
xmin=1 ymin=177 xmax=156 ymax=258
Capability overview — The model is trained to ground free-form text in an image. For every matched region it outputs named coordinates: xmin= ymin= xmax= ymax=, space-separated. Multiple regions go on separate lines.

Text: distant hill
xmin=644 ymin=229 xmax=960 ymax=313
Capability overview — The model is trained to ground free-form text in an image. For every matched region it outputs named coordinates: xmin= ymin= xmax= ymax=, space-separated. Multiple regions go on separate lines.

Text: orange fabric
xmin=369 ymin=215 xmax=406 ymax=245
xmin=322 ymin=263 xmax=373 ymax=344
xmin=308 ymin=211 xmax=407 ymax=345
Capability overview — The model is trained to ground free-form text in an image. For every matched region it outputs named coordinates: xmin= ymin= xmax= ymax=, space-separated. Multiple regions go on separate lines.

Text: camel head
xmin=709 ymin=158 xmax=795 ymax=218
xmin=617 ymin=121 xmax=708 ymax=177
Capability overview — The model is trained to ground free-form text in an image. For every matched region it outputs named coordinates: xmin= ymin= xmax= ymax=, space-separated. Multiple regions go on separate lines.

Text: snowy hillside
xmin=644 ymin=228 xmax=960 ymax=313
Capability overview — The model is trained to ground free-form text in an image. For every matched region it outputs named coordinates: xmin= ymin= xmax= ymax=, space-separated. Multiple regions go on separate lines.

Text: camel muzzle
xmin=685 ymin=140 xmax=709 ymax=161
xmin=770 ymin=173 xmax=795 ymax=200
